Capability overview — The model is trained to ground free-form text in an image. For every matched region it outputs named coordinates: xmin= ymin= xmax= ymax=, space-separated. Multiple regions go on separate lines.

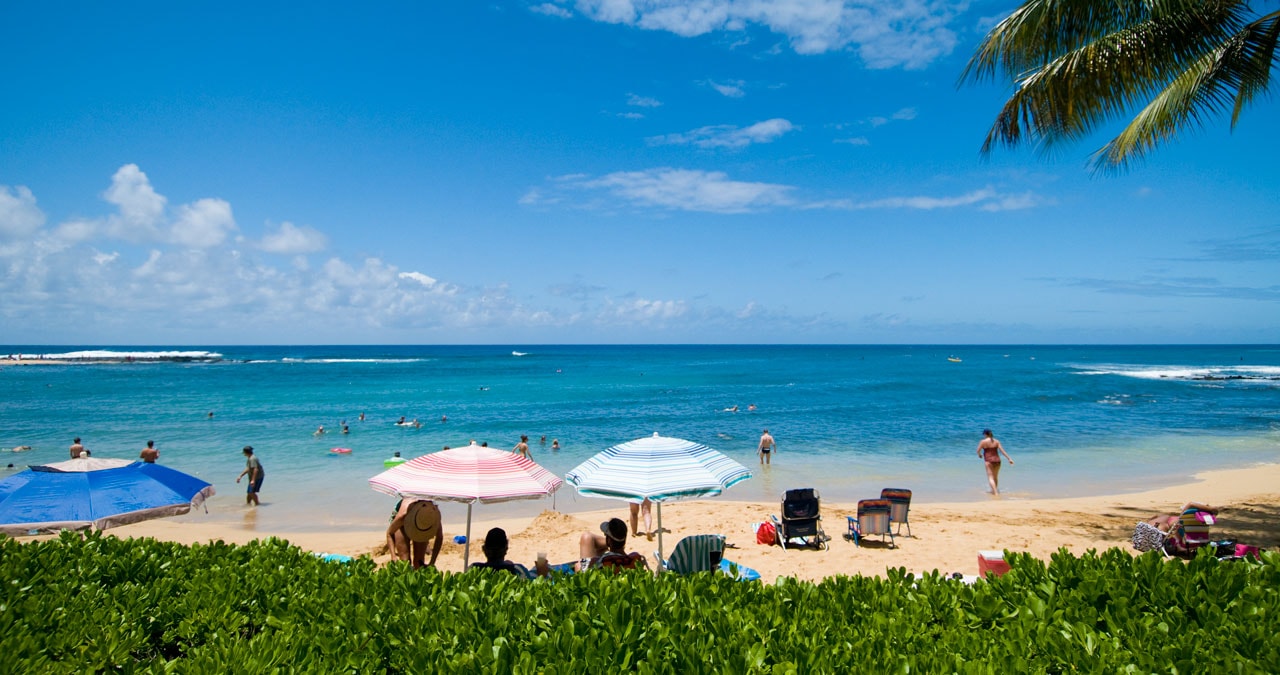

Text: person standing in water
xmin=513 ymin=435 xmax=531 ymax=459
xmin=977 ymin=429 xmax=1014 ymax=495
xmin=757 ymin=429 xmax=776 ymax=465
xmin=236 ymin=445 xmax=264 ymax=506
xmin=140 ymin=440 xmax=159 ymax=463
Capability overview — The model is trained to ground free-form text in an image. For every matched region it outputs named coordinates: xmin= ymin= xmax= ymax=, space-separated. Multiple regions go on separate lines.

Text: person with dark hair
xmin=977 ymin=429 xmax=1014 ymax=495
xmin=69 ymin=437 xmax=88 ymax=459
xmin=236 ymin=445 xmax=264 ymax=506
xmin=469 ymin=527 xmax=551 ymax=577
xmin=140 ymin=440 xmax=158 ymax=463
xmin=577 ymin=517 xmax=648 ymax=571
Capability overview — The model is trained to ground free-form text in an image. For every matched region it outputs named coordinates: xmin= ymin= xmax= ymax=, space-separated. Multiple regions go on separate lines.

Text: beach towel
xmin=1132 ymin=522 xmax=1166 ymax=553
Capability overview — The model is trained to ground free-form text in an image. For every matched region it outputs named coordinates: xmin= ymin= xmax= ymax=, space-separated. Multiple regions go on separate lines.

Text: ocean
xmin=3 ymin=345 xmax=1279 ymax=533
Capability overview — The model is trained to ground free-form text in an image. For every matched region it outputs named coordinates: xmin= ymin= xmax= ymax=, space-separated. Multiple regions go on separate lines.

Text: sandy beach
xmin=96 ymin=462 xmax=1280 ymax=581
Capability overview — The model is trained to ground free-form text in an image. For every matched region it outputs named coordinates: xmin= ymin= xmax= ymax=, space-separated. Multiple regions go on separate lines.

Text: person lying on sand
xmin=1146 ymin=502 xmax=1219 ymax=532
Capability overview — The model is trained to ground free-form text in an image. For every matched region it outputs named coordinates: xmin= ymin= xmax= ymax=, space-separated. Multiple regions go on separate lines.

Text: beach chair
xmin=845 ymin=499 xmax=895 ymax=547
xmin=771 ymin=488 xmax=827 ymax=550
xmin=656 ymin=534 xmax=724 ymax=574
xmin=1166 ymin=508 xmax=1217 ymax=557
xmin=880 ymin=488 xmax=913 ymax=537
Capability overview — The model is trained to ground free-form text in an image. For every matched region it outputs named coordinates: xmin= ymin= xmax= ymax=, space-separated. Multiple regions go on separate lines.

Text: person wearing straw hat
xmin=387 ymin=498 xmax=442 ymax=569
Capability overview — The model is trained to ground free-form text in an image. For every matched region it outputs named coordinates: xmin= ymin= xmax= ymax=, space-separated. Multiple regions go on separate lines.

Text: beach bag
xmin=1132 ymin=522 xmax=1166 ymax=553
xmin=756 ymin=521 xmax=777 ymax=546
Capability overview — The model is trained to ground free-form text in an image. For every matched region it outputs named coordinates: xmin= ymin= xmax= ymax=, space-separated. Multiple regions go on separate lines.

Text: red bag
xmin=756 ymin=521 xmax=777 ymax=546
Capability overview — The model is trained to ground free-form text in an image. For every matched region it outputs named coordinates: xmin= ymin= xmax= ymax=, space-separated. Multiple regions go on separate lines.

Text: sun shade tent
xmin=564 ymin=432 xmax=752 ymax=561
xmin=0 ymin=458 xmax=215 ymax=535
xmin=368 ymin=442 xmax=563 ymax=567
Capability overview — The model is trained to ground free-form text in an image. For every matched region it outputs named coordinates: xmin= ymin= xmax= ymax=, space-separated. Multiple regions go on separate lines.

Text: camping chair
xmin=1168 ymin=508 xmax=1216 ymax=557
xmin=880 ymin=488 xmax=912 ymax=537
xmin=845 ymin=499 xmax=895 ymax=547
xmin=770 ymin=488 xmax=827 ymax=550
xmin=656 ymin=534 xmax=724 ymax=574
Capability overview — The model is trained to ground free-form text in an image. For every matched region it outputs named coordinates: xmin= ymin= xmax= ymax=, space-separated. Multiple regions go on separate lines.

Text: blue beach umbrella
xmin=565 ymin=433 xmax=752 ymax=560
xmin=0 ymin=458 xmax=216 ymax=536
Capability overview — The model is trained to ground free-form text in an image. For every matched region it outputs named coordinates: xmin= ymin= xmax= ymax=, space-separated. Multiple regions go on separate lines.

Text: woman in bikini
xmin=977 ymin=429 xmax=1014 ymax=495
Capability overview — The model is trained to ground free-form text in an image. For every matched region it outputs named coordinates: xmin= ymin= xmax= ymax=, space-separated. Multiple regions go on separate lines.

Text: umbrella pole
xmin=656 ymin=502 xmax=664 ymax=562
xmin=464 ymin=502 xmax=473 ymax=569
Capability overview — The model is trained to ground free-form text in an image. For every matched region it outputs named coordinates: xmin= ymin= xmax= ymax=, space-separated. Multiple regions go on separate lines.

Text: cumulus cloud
xmin=0 ymin=185 xmax=46 ymax=239
xmin=648 ymin=118 xmax=795 ymax=148
xmin=171 ymin=198 xmax=236 ymax=248
xmin=557 ymin=0 xmax=966 ymax=69
xmin=258 ymin=221 xmax=328 ymax=254
xmin=103 ymin=164 xmax=167 ymax=241
xmin=869 ymin=107 xmax=918 ymax=127
xmin=531 ymin=2 xmax=573 ymax=18
xmin=574 ymin=168 xmax=794 ymax=213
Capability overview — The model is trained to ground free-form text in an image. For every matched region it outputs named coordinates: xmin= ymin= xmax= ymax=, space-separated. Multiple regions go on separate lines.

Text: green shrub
xmin=1 ymin=532 xmax=1276 ymax=672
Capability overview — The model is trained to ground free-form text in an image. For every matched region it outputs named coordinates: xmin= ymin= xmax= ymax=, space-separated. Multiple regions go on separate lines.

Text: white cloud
xmin=399 ymin=271 xmax=437 ymax=287
xmin=531 ymin=2 xmax=573 ymax=18
xmin=649 ymin=118 xmax=795 ymax=148
xmin=834 ymin=136 xmax=870 ymax=145
xmin=627 ymin=93 xmax=662 ymax=107
xmin=602 ymin=297 xmax=689 ymax=324
xmin=258 ymin=221 xmax=327 ymax=254
xmin=563 ymin=0 xmax=967 ymax=68
xmin=617 ymin=111 xmax=646 ymax=120
xmin=170 ymin=198 xmax=236 ymax=248
xmin=0 ymin=185 xmax=46 ymax=239
xmin=103 ymin=164 xmax=167 ymax=241
xmin=579 ymin=168 xmax=794 ymax=213
xmin=892 ymin=107 xmax=918 ymax=121
xmin=822 ymin=186 xmax=1042 ymax=211
xmin=706 ymin=79 xmax=745 ymax=97
xmin=869 ymin=107 xmax=917 ymax=127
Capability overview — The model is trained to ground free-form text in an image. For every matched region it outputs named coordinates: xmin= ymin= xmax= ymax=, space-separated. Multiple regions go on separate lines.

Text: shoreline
xmin=81 ymin=462 xmax=1280 ymax=582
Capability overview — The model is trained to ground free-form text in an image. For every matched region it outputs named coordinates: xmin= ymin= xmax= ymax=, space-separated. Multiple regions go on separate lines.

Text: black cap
xmin=600 ymin=517 xmax=627 ymax=542
xmin=243 ymin=445 xmax=254 ymax=452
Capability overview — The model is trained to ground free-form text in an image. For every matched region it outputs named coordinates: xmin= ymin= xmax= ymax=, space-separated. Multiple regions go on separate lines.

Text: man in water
xmin=140 ymin=440 xmax=159 ymax=463
xmin=758 ymin=429 xmax=776 ymax=465
xmin=69 ymin=437 xmax=88 ymax=459
xmin=977 ymin=429 xmax=1014 ymax=496
xmin=236 ymin=445 xmax=264 ymax=506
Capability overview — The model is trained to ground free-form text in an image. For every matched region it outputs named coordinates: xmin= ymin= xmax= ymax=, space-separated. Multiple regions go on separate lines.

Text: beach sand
xmin=100 ymin=463 xmax=1280 ymax=581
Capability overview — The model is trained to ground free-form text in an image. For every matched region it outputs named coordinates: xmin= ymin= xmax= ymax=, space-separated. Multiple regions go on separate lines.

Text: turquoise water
xmin=3 ymin=345 xmax=1279 ymax=531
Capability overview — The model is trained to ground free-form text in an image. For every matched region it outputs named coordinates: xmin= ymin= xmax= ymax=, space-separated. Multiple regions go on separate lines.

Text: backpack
xmin=756 ymin=521 xmax=777 ymax=546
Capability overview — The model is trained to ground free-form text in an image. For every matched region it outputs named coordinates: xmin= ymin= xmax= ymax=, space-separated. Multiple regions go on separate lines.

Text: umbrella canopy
xmin=564 ymin=433 xmax=752 ymax=560
xmin=565 ymin=433 xmax=752 ymax=502
xmin=368 ymin=442 xmax=563 ymax=566
xmin=0 ymin=459 xmax=216 ymax=536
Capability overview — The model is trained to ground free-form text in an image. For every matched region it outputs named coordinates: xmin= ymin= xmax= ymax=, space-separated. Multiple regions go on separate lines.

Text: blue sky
xmin=2 ymin=1 xmax=1277 ymax=345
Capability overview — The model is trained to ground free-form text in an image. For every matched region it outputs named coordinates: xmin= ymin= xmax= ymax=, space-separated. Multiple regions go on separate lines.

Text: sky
xmin=2 ymin=1 xmax=1277 ymax=345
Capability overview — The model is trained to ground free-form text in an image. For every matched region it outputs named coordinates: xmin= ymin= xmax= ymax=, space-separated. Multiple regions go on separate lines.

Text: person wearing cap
xmin=236 ymin=445 xmax=264 ymax=506
xmin=387 ymin=499 xmax=443 ymax=569
xmin=577 ymin=517 xmax=648 ymax=571
xmin=977 ymin=429 xmax=1014 ymax=496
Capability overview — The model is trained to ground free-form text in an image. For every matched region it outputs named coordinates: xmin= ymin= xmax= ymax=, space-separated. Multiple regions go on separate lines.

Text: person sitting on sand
xmin=577 ymin=518 xmax=648 ymax=572
xmin=140 ymin=440 xmax=159 ymax=463
xmin=69 ymin=437 xmax=88 ymax=459
xmin=387 ymin=498 xmax=443 ymax=569
xmin=469 ymin=527 xmax=552 ymax=578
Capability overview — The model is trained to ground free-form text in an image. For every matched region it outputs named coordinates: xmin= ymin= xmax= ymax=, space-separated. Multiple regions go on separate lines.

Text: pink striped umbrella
xmin=368 ymin=442 xmax=562 ymax=566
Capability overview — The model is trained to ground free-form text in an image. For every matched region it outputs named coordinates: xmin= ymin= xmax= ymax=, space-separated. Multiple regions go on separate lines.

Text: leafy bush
xmin=2 ymin=533 xmax=1277 ymax=672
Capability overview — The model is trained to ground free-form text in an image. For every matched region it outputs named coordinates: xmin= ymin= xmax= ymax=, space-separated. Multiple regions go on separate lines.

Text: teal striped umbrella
xmin=565 ymin=433 xmax=752 ymax=560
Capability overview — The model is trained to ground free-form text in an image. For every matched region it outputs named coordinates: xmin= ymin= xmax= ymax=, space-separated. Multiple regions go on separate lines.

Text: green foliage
xmin=2 ymin=532 xmax=1278 ymax=672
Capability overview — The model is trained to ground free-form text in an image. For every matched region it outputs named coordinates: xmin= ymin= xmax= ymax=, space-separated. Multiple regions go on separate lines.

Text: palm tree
xmin=961 ymin=0 xmax=1279 ymax=171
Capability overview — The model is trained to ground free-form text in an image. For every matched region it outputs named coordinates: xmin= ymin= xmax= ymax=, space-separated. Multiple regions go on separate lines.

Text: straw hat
xmin=402 ymin=500 xmax=441 ymax=543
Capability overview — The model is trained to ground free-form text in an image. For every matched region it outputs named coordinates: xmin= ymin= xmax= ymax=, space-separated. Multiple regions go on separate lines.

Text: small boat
xmin=947 ymin=356 xmax=962 ymax=363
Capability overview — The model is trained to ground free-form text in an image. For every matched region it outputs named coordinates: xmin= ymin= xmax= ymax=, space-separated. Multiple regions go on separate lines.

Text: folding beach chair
xmin=880 ymin=488 xmax=912 ymax=537
xmin=656 ymin=534 xmax=724 ymax=574
xmin=845 ymin=499 xmax=895 ymax=548
xmin=1167 ymin=508 xmax=1216 ymax=557
xmin=770 ymin=488 xmax=827 ymax=550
